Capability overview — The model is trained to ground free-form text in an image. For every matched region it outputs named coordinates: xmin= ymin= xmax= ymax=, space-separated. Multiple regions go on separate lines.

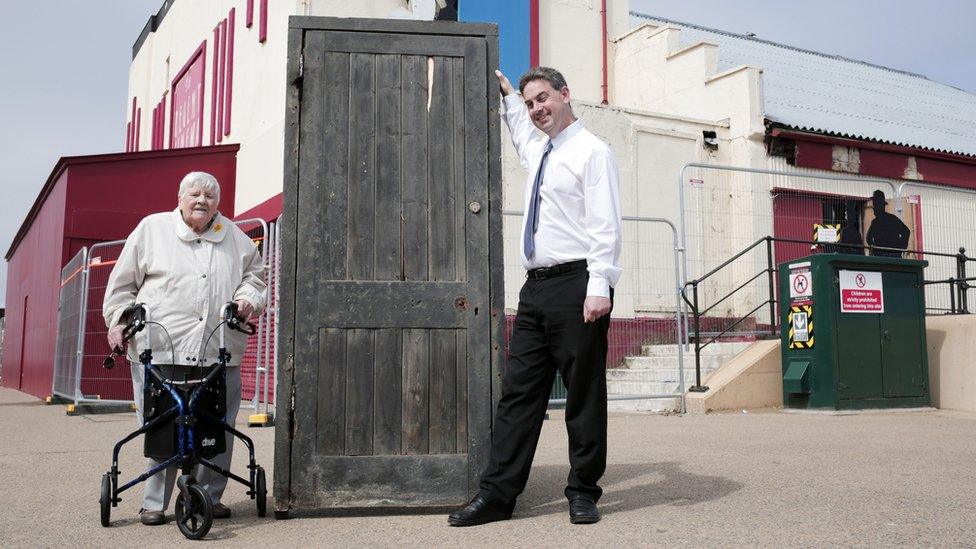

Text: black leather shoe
xmin=212 ymin=502 xmax=232 ymax=519
xmin=448 ymin=495 xmax=512 ymax=527
xmin=139 ymin=509 xmax=166 ymax=526
xmin=568 ymin=496 xmax=599 ymax=524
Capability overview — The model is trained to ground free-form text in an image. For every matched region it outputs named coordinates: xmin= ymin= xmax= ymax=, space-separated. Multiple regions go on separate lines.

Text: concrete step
xmin=622 ymin=354 xmax=729 ymax=371
xmin=608 ymin=366 xmax=719 ymax=384
xmin=607 ymin=396 xmax=681 ymax=413
xmin=607 ymin=380 xmax=676 ymax=395
xmin=640 ymin=341 xmax=752 ymax=357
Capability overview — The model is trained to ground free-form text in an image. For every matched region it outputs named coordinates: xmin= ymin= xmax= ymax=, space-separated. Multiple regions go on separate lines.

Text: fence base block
xmin=248 ymin=413 xmax=274 ymax=427
xmin=65 ymin=402 xmax=136 ymax=416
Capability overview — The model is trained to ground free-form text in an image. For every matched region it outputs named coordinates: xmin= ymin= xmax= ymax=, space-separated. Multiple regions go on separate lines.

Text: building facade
xmin=119 ymin=2 xmax=976 ymax=318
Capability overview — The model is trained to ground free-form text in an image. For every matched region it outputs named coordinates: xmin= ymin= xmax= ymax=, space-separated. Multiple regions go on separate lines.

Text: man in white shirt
xmin=449 ymin=67 xmax=622 ymax=526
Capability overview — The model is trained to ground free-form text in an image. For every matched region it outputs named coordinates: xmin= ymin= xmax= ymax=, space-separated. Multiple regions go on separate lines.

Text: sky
xmin=1 ymin=0 xmax=974 ymax=308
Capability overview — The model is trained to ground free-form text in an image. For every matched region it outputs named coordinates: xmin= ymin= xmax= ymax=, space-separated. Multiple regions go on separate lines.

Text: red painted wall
xmin=2 ymin=173 xmax=68 ymax=395
xmin=2 ymin=146 xmax=240 ymax=399
xmin=772 ymin=192 xmax=823 ymax=266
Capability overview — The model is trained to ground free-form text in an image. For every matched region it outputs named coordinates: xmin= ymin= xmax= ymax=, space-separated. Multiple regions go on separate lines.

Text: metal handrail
xmin=683 ymin=235 xmax=973 ymax=392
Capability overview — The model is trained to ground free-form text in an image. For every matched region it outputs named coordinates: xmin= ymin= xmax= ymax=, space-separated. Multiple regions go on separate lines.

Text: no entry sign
xmin=839 ymin=270 xmax=884 ymax=313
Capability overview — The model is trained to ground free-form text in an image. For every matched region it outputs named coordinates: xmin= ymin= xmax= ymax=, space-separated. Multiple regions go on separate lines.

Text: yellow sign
xmin=813 ymin=224 xmax=840 ymax=243
xmin=788 ymin=305 xmax=814 ymax=349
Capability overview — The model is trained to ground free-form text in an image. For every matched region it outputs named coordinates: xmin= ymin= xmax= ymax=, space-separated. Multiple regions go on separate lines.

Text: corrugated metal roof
xmin=630 ymin=13 xmax=976 ymax=157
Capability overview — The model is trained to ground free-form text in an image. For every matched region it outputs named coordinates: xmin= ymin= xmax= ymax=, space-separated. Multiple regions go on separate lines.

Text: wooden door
xmin=276 ymin=18 xmax=501 ymax=511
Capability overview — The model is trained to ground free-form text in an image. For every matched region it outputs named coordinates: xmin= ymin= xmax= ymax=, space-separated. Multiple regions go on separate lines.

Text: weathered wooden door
xmin=275 ymin=18 xmax=501 ymax=511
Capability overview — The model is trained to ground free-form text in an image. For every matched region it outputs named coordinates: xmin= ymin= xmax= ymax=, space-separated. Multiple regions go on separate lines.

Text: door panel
xmin=285 ymin=25 xmax=494 ymax=508
xmin=880 ymin=271 xmax=926 ymax=397
xmin=837 ymin=312 xmax=883 ymax=400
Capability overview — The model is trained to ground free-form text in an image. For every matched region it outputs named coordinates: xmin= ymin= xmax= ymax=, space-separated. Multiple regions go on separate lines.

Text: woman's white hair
xmin=178 ymin=171 xmax=221 ymax=201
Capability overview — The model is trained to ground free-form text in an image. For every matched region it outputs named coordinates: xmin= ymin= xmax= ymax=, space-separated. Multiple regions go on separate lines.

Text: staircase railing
xmin=681 ymin=237 xmax=973 ymax=393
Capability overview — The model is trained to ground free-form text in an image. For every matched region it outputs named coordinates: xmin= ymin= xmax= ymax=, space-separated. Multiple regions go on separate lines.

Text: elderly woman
xmin=103 ymin=171 xmax=266 ymax=526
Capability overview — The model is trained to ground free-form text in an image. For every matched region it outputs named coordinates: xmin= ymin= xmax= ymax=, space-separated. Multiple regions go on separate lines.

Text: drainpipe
xmin=601 ymin=0 xmax=608 ymax=104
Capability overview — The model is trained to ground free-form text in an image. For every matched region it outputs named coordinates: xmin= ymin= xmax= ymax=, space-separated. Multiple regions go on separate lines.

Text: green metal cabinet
xmin=779 ymin=254 xmax=930 ymax=410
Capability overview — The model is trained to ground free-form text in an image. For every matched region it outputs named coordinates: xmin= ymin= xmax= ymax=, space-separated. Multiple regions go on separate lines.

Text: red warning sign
xmin=839 ymin=270 xmax=884 ymax=313
xmin=789 ymin=262 xmax=812 ymax=302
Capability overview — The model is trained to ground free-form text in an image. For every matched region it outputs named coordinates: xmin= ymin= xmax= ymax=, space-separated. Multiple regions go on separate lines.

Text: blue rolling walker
xmin=99 ymin=302 xmax=267 ymax=540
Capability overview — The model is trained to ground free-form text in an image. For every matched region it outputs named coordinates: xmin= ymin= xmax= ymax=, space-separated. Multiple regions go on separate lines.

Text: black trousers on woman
xmin=478 ymin=261 xmax=611 ymax=508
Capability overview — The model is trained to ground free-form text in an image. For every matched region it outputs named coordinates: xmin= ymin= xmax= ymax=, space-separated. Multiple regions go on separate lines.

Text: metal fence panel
xmin=898 ymin=181 xmax=976 ymax=314
xmin=81 ymin=241 xmax=134 ymax=403
xmin=52 ymin=247 xmax=88 ymax=402
xmin=235 ymin=218 xmax=269 ymax=412
xmin=502 ymin=211 xmax=686 ymax=411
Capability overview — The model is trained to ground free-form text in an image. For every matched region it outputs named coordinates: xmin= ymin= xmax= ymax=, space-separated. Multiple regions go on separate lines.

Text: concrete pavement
xmin=2 ymin=386 xmax=975 ymax=547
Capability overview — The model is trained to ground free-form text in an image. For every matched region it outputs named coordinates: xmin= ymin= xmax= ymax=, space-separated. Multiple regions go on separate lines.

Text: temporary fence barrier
xmin=236 ymin=218 xmax=270 ymax=414
xmin=52 ymin=247 xmax=89 ymax=403
xmin=502 ymin=211 xmax=687 ymax=411
xmin=896 ymin=181 xmax=976 ymax=314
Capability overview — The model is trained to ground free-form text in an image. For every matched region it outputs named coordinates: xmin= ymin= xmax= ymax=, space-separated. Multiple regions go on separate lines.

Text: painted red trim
xmin=859 ymin=148 xmax=909 ymax=180
xmin=129 ymin=97 xmax=137 ymax=152
xmin=156 ymin=99 xmax=163 ymax=149
xmin=5 ymin=144 xmax=241 ymax=260
xmin=170 ymin=40 xmax=208 ymax=149
xmin=210 ymin=26 xmax=220 ymax=146
xmin=913 ymin=196 xmax=924 ymax=256
xmin=793 ymin=140 xmax=833 ymax=170
xmin=160 ymin=96 xmax=166 ymax=148
xmin=217 ymin=19 xmax=227 ymax=142
xmin=157 ymin=104 xmax=162 ymax=149
xmin=134 ymin=107 xmax=141 ymax=152
xmin=529 ymin=0 xmax=539 ymax=67
xmin=246 ymin=0 xmax=254 ymax=27
xmin=153 ymin=104 xmax=159 ymax=149
xmin=600 ymin=0 xmax=608 ymax=104
xmin=259 ymin=0 xmax=268 ymax=43
xmin=771 ymin=128 xmax=976 ymax=166
xmin=125 ymin=122 xmax=131 ymax=152
xmin=234 ymin=192 xmax=283 ymax=222
xmin=225 ymin=8 xmax=235 ymax=136
xmin=771 ymin=186 xmax=867 ymax=202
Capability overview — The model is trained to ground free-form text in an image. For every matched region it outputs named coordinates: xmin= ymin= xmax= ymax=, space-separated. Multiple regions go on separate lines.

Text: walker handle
xmin=102 ymin=303 xmax=148 ymax=369
xmin=223 ymin=302 xmax=257 ymax=336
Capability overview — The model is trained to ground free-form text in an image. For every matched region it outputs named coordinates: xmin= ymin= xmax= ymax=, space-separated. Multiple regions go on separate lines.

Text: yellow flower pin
xmin=213 ymin=223 xmax=223 ymax=233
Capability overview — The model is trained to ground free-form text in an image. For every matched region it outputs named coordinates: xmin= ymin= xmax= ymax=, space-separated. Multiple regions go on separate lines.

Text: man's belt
xmin=526 ymin=260 xmax=587 ymax=280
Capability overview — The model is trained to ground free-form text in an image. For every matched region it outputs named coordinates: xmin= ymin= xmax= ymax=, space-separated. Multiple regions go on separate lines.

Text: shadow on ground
xmin=157 ymin=461 xmax=742 ymax=538
xmin=517 ymin=461 xmax=743 ymax=519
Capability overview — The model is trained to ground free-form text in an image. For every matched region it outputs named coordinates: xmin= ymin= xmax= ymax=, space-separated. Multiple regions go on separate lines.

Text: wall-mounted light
xmin=703 ymin=130 xmax=718 ymax=150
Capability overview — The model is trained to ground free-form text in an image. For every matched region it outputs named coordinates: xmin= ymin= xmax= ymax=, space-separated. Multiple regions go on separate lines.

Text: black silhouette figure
xmin=865 ymin=190 xmax=910 ymax=258
xmin=838 ymin=200 xmax=864 ymax=255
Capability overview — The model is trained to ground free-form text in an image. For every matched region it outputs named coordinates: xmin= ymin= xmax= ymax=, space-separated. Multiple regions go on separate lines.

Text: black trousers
xmin=478 ymin=265 xmax=610 ymax=507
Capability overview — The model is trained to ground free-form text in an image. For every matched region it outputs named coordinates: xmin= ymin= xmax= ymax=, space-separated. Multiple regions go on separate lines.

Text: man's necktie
xmin=523 ymin=140 xmax=553 ymax=259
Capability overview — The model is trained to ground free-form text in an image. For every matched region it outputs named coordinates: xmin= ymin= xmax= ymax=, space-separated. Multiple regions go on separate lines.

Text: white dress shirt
xmin=502 ymin=94 xmax=623 ymax=298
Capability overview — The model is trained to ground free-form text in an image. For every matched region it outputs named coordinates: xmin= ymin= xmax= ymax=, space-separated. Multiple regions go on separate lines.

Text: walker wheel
xmin=255 ymin=466 xmax=267 ymax=517
xmin=175 ymin=483 xmax=213 ymax=540
xmin=99 ymin=473 xmax=112 ymax=527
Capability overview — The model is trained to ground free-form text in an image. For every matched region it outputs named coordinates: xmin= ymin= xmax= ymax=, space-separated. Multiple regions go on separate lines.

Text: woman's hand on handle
xmin=234 ymin=299 xmax=254 ymax=321
xmin=107 ymin=325 xmax=125 ymax=351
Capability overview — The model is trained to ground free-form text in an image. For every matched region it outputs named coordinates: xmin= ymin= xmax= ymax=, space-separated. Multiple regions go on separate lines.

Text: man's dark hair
xmin=519 ymin=66 xmax=569 ymax=95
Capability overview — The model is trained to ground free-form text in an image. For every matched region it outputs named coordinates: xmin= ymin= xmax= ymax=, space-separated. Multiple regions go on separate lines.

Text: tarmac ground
xmin=2 ymin=386 xmax=975 ymax=548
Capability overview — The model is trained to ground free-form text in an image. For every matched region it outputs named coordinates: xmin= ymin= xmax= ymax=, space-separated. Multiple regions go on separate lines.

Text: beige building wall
xmin=128 ymin=0 xmax=416 ymax=216
xmin=500 ymin=99 xmax=730 ymax=316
